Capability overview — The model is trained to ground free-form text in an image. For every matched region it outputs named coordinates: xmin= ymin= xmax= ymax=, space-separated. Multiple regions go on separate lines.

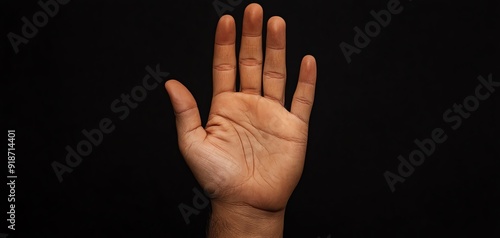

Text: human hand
xmin=165 ymin=3 xmax=317 ymax=237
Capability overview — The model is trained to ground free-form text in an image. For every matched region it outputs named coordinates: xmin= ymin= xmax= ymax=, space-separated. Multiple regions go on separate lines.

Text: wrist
xmin=207 ymin=200 xmax=285 ymax=238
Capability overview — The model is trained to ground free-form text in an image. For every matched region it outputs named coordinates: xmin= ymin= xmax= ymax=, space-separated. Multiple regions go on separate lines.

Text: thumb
xmin=165 ymin=80 xmax=206 ymax=152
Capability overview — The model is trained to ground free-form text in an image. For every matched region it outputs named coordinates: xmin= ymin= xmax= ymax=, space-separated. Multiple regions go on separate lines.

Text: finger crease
xmin=242 ymin=33 xmax=262 ymax=38
xmin=293 ymin=96 xmax=313 ymax=106
xmin=174 ymin=105 xmax=198 ymax=116
xmin=213 ymin=64 xmax=236 ymax=71
xmin=264 ymin=95 xmax=282 ymax=103
xmin=299 ymin=80 xmax=316 ymax=87
xmin=215 ymin=42 xmax=235 ymax=46
xmin=241 ymin=88 xmax=261 ymax=95
xmin=264 ymin=71 xmax=286 ymax=80
xmin=266 ymin=46 xmax=285 ymax=50
xmin=239 ymin=58 xmax=263 ymax=67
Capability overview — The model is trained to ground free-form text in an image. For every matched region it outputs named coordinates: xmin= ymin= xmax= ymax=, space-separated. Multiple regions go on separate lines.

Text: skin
xmin=165 ymin=3 xmax=317 ymax=237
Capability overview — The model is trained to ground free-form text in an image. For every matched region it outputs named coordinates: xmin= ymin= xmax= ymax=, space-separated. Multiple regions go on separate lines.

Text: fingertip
xmin=267 ymin=16 xmax=286 ymax=32
xmin=218 ymin=14 xmax=236 ymax=28
xmin=164 ymin=79 xmax=175 ymax=88
xmin=216 ymin=15 xmax=236 ymax=44
xmin=246 ymin=3 xmax=263 ymax=10
xmin=245 ymin=3 xmax=264 ymax=19
xmin=299 ymin=55 xmax=317 ymax=85
xmin=243 ymin=3 xmax=263 ymax=34
xmin=164 ymin=79 xmax=178 ymax=94
xmin=220 ymin=14 xmax=233 ymax=20
xmin=302 ymin=55 xmax=316 ymax=64
xmin=302 ymin=55 xmax=317 ymax=73
xmin=266 ymin=16 xmax=286 ymax=49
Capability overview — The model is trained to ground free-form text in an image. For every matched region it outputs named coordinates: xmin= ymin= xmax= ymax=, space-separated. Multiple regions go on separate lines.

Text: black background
xmin=2 ymin=0 xmax=500 ymax=237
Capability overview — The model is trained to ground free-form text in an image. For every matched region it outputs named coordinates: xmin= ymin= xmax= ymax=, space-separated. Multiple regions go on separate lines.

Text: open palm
xmin=165 ymin=4 xmax=317 ymax=213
